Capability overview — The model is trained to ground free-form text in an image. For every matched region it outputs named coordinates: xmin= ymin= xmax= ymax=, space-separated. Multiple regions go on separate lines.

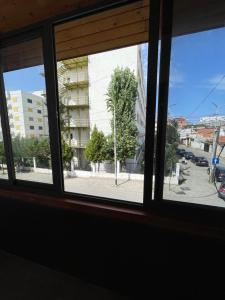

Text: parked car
xmin=176 ymin=148 xmax=186 ymax=156
xmin=195 ymin=156 xmax=209 ymax=167
xmin=215 ymin=166 xmax=225 ymax=182
xmin=191 ymin=156 xmax=197 ymax=163
xmin=184 ymin=151 xmax=194 ymax=160
xmin=218 ymin=182 xmax=225 ymax=199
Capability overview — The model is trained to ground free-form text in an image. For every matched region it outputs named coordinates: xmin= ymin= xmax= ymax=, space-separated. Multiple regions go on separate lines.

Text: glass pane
xmin=163 ymin=1 xmax=225 ymax=207
xmin=1 ymin=38 xmax=53 ymax=184
xmin=0 ymin=119 xmax=8 ymax=179
xmin=55 ymin=1 xmax=149 ymax=202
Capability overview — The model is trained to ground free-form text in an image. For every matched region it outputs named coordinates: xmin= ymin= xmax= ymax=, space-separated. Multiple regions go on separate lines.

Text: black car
xmin=218 ymin=182 xmax=225 ymax=199
xmin=215 ymin=166 xmax=225 ymax=182
xmin=191 ymin=156 xmax=199 ymax=163
xmin=176 ymin=148 xmax=186 ymax=156
xmin=184 ymin=151 xmax=194 ymax=160
xmin=195 ymin=156 xmax=209 ymax=167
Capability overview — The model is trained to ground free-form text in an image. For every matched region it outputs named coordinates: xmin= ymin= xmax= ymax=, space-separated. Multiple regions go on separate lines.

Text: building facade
xmin=6 ymin=90 xmax=48 ymax=139
xmin=57 ymin=45 xmax=146 ymax=169
xmin=57 ymin=57 xmax=90 ymax=169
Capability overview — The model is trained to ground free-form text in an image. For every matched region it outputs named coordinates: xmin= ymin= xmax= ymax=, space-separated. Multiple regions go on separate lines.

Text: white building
xmin=6 ymin=90 xmax=48 ymax=138
xmin=88 ymin=45 xmax=146 ymax=146
xmin=199 ymin=115 xmax=225 ymax=126
xmin=57 ymin=44 xmax=147 ymax=169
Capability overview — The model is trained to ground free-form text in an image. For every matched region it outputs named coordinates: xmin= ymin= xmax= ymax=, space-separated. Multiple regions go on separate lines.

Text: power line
xmin=187 ymin=74 xmax=225 ymax=118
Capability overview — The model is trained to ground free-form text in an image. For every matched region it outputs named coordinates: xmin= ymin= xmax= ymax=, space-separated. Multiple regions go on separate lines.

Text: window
xmin=159 ymin=0 xmax=225 ymax=208
xmin=12 ymin=97 xmax=17 ymax=103
xmin=39 ymin=126 xmax=43 ymax=130
xmin=2 ymin=38 xmax=53 ymax=184
xmin=29 ymin=117 xmax=34 ymax=121
xmin=14 ymin=116 xmax=20 ymax=121
xmin=38 ymin=118 xmax=42 ymax=122
xmin=37 ymin=109 xmax=42 ymax=114
xmin=12 ymin=107 xmax=18 ymax=112
xmin=55 ymin=1 xmax=149 ymax=203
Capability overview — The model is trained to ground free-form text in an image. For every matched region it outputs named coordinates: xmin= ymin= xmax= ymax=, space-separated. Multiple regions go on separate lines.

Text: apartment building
xmin=6 ymin=90 xmax=48 ymax=139
xmin=88 ymin=45 xmax=146 ymax=145
xmin=57 ymin=57 xmax=90 ymax=169
xmin=58 ymin=45 xmax=146 ymax=169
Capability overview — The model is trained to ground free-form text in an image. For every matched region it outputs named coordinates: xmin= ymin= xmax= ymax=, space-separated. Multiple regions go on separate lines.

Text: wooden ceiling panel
xmin=55 ymin=0 xmax=149 ymax=61
xmin=0 ymin=0 xmax=115 ymax=35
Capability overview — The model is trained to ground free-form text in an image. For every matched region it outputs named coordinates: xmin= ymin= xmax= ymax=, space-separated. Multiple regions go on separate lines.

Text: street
xmin=164 ymin=146 xmax=225 ymax=208
xmin=2 ymin=145 xmax=225 ymax=207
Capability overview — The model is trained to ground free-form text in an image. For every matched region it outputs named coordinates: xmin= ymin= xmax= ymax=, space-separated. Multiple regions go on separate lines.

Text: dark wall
xmin=0 ymin=196 xmax=225 ymax=298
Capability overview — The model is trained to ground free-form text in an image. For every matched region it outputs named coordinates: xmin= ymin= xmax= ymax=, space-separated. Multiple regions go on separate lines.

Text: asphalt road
xmin=163 ymin=146 xmax=225 ymax=208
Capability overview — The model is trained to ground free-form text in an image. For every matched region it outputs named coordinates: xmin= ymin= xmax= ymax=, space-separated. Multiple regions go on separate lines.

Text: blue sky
xmin=4 ymin=65 xmax=45 ymax=92
xmin=169 ymin=27 xmax=225 ymax=123
xmin=4 ymin=28 xmax=225 ymax=124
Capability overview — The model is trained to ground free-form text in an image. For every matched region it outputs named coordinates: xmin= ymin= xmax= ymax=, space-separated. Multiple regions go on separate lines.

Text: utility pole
xmin=113 ymin=103 xmax=117 ymax=186
xmin=209 ymin=126 xmax=220 ymax=183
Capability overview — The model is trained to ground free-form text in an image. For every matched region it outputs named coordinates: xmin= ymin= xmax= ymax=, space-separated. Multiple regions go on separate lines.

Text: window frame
xmin=0 ymin=0 xmax=224 ymax=219
xmin=0 ymin=28 xmax=59 ymax=190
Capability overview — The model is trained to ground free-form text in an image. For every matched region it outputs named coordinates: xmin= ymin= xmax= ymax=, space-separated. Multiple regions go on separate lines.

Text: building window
xmin=12 ymin=107 xmax=18 ymax=112
xmin=29 ymin=117 xmax=34 ymax=121
xmin=38 ymin=118 xmax=42 ymax=122
xmin=15 ymin=125 xmax=21 ymax=130
xmin=30 ymin=126 xmax=34 ymax=130
xmin=28 ymin=107 xmax=33 ymax=113
xmin=37 ymin=109 xmax=42 ymax=114
xmin=27 ymin=98 xmax=32 ymax=103
xmin=39 ymin=126 xmax=43 ymax=130
xmin=12 ymin=97 xmax=17 ymax=103
xmin=14 ymin=116 xmax=20 ymax=121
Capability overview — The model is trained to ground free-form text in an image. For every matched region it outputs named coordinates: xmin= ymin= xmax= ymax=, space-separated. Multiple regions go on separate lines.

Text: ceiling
xmin=0 ymin=0 xmax=116 ymax=35
xmin=1 ymin=0 xmax=225 ymax=37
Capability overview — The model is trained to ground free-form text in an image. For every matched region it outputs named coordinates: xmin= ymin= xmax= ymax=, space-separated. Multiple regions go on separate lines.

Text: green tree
xmin=164 ymin=120 xmax=179 ymax=175
xmin=84 ymin=125 xmax=107 ymax=164
xmin=106 ymin=67 xmax=138 ymax=164
xmin=61 ymin=138 xmax=73 ymax=170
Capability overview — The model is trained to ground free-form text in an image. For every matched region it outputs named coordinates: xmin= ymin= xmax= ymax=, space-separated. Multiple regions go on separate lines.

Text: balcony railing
xmin=62 ymin=57 xmax=88 ymax=67
xmin=63 ymin=72 xmax=89 ymax=88
xmin=65 ymin=119 xmax=90 ymax=128
xmin=66 ymin=139 xmax=88 ymax=148
xmin=66 ymin=96 xmax=89 ymax=107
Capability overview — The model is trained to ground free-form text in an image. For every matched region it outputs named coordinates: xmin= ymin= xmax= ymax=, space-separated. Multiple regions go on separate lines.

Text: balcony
xmin=63 ymin=73 xmax=88 ymax=89
xmin=65 ymin=96 xmax=89 ymax=107
xmin=66 ymin=139 xmax=88 ymax=148
xmin=62 ymin=57 xmax=88 ymax=68
xmin=65 ymin=119 xmax=90 ymax=128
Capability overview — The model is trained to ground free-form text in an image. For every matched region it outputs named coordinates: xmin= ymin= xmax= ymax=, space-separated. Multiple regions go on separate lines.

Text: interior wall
xmin=0 ymin=197 xmax=224 ymax=298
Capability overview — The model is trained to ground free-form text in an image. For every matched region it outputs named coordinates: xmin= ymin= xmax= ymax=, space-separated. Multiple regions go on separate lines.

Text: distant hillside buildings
xmin=199 ymin=115 xmax=225 ymax=126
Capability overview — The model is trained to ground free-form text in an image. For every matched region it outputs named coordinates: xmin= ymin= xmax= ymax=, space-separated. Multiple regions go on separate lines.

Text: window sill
xmin=0 ymin=187 xmax=225 ymax=242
